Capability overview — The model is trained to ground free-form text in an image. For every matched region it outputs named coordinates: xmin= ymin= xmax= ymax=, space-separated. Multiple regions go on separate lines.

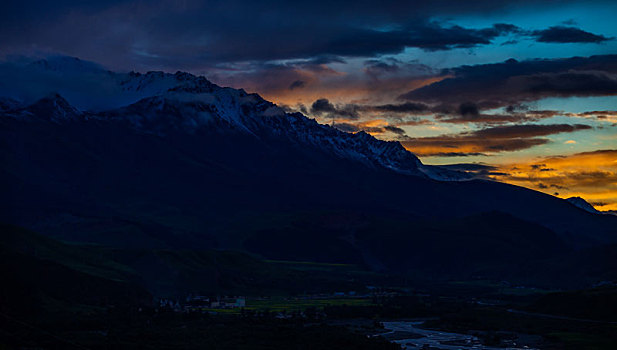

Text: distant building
xmin=185 ymin=295 xmax=246 ymax=310
xmin=217 ymin=296 xmax=245 ymax=308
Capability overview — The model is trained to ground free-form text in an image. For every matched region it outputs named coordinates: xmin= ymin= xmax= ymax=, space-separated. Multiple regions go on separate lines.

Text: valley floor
xmin=2 ymin=286 xmax=617 ymax=350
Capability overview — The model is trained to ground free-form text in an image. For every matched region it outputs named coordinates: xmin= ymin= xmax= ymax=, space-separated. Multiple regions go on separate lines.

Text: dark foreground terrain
xmin=1 ymin=223 xmax=616 ymax=350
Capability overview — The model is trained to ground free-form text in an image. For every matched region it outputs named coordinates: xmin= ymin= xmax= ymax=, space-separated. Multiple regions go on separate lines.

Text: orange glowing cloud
xmin=489 ymin=150 xmax=617 ymax=211
xmin=400 ymin=124 xmax=592 ymax=157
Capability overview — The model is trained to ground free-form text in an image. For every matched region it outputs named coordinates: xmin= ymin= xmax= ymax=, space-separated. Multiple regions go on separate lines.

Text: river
xmin=379 ymin=321 xmax=538 ymax=349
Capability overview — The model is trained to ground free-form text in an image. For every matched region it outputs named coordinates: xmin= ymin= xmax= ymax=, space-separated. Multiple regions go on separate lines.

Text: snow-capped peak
xmin=20 ymin=93 xmax=81 ymax=123
xmin=566 ymin=197 xmax=600 ymax=214
xmin=0 ymin=55 xmax=471 ymax=181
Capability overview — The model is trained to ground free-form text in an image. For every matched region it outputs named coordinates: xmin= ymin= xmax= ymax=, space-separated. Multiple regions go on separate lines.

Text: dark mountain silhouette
xmin=1 ymin=57 xmax=616 ymax=288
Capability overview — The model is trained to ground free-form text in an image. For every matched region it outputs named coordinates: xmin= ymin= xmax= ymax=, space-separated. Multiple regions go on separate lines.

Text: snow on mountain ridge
xmin=0 ymin=55 xmax=469 ymax=180
xmin=10 ymin=93 xmax=82 ymax=123
xmin=566 ymin=197 xmax=600 ymax=214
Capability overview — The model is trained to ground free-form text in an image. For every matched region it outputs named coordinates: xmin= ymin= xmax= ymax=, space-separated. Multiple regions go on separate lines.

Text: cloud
xmin=489 ymin=149 xmax=617 ymax=210
xmin=427 ymin=102 xmax=560 ymax=124
xmin=288 ymin=80 xmax=306 ymax=90
xmin=398 ymin=118 xmax=434 ymax=126
xmin=400 ymin=123 xmax=592 ymax=156
xmin=514 ymin=71 xmax=617 ymax=96
xmin=470 ymin=123 xmax=591 ymax=138
xmin=307 ymin=99 xmax=435 ymax=122
xmin=206 ymin=60 xmax=346 ymax=103
xmin=565 ymin=110 xmax=617 ymax=124
xmin=529 ymin=164 xmax=556 ymax=173
xmin=400 ymin=55 xmax=617 ymax=110
xmin=11 ymin=3 xmax=608 ymax=128
xmin=331 ymin=119 xmax=410 ymax=136
xmin=0 ymin=55 xmax=135 ymax=110
xmin=216 ymin=55 xmax=616 ymax=127
xmin=310 ymin=98 xmax=360 ymax=119
xmin=458 ymin=102 xmax=479 ymax=117
xmin=383 ymin=125 xmax=406 ymax=135
xmin=363 ymin=59 xmax=401 ymax=78
xmin=311 ymin=98 xmax=337 ymax=114
xmin=531 ymin=26 xmax=612 ymax=43
xmin=2 ymin=5 xmax=513 ymax=68
xmin=3 ymin=0 xmax=610 ymax=73
xmin=208 ymin=57 xmax=442 ymax=108
xmin=366 ymin=102 xmax=430 ymax=114
xmin=341 ymin=22 xmax=522 ymax=53
xmin=437 ymin=113 xmax=550 ymax=124
xmin=401 ymin=137 xmax=548 ymax=156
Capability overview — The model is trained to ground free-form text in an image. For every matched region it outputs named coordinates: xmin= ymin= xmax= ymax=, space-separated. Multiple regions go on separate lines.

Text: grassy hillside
xmin=0 ymin=223 xmax=386 ymax=299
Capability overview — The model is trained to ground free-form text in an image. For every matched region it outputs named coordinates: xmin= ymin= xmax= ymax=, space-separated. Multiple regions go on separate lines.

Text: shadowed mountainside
xmin=1 ymin=59 xmax=616 ymax=290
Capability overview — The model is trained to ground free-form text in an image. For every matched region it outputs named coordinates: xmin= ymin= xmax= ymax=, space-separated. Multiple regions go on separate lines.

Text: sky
xmin=1 ymin=0 xmax=616 ymax=210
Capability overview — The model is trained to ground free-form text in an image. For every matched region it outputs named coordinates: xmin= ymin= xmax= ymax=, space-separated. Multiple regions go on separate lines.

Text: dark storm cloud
xmin=311 ymin=98 xmax=337 ymax=114
xmin=399 ymin=123 xmax=593 ymax=156
xmin=0 ymin=0 xmax=129 ymax=25
xmin=436 ymin=113 xmax=551 ymax=124
xmin=305 ymin=98 xmax=560 ymax=126
xmin=368 ymin=102 xmax=430 ymax=114
xmin=471 ymin=123 xmax=592 ymax=138
xmin=531 ymin=26 xmax=612 ymax=43
xmin=3 ymin=0 xmax=610 ymax=71
xmin=354 ymin=22 xmax=522 ymax=52
xmin=383 ymin=125 xmax=407 ymax=135
xmin=288 ymin=80 xmax=306 ymax=90
xmin=332 ymin=122 xmax=407 ymax=135
xmin=310 ymin=98 xmax=361 ymax=119
xmin=309 ymin=99 xmax=431 ymax=119
xmin=517 ymin=71 xmax=617 ymax=96
xmin=197 ymin=22 xmax=523 ymax=63
xmin=425 ymin=102 xmax=561 ymax=124
xmin=400 ymin=55 xmax=617 ymax=110
xmin=458 ymin=102 xmax=479 ymax=117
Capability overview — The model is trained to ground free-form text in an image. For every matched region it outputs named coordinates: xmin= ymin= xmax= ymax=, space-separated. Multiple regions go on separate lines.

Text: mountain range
xmin=1 ymin=56 xmax=616 ymax=291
